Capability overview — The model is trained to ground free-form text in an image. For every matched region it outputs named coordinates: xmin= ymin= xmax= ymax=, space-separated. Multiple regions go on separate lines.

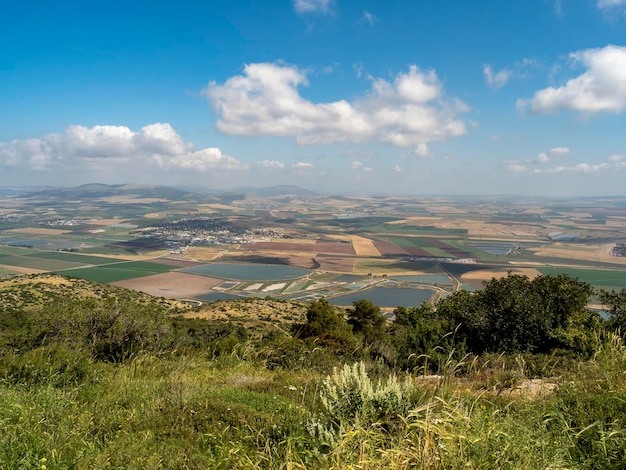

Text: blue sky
xmin=1 ymin=0 xmax=626 ymax=196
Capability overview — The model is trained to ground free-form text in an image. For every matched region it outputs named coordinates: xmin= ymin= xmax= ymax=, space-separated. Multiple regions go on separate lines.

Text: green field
xmin=539 ymin=267 xmax=626 ymax=288
xmin=57 ymin=261 xmax=178 ymax=283
xmin=0 ymin=246 xmax=36 ymax=256
xmin=0 ymin=254 xmax=84 ymax=271
xmin=390 ymin=237 xmax=451 ymax=257
xmin=0 ymin=267 xmax=18 ymax=277
xmin=25 ymin=251 xmax=120 ymax=265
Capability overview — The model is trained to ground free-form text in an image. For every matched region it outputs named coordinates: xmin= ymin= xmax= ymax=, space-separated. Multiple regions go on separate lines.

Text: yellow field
xmin=389 ymin=216 xmax=541 ymax=239
xmin=270 ymin=238 xmax=315 ymax=245
xmin=348 ymin=235 xmax=381 ymax=256
xmin=183 ymin=246 xmax=229 ymax=261
xmin=531 ymin=243 xmax=626 ymax=265
xmin=461 ymin=268 xmax=542 ymax=282
xmin=198 ymin=203 xmax=239 ymax=211
xmin=605 ymin=218 xmax=626 ymax=228
xmin=353 ymin=259 xmax=426 ymax=276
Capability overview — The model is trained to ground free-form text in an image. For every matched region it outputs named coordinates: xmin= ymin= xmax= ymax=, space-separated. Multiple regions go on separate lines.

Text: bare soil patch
xmin=461 ymin=268 xmax=542 ymax=283
xmin=422 ymin=238 xmax=473 ymax=258
xmin=315 ymin=241 xmax=355 ymax=254
xmin=531 ymin=244 xmax=626 ymax=265
xmin=112 ymin=272 xmax=222 ymax=299
xmin=180 ymin=246 xmax=228 ymax=261
xmin=250 ymin=241 xmax=315 ymax=252
xmin=374 ymin=240 xmax=409 ymax=256
xmin=315 ymin=256 xmax=355 ymax=272
xmin=0 ymin=264 xmax=46 ymax=275
xmin=145 ymin=257 xmax=206 ymax=268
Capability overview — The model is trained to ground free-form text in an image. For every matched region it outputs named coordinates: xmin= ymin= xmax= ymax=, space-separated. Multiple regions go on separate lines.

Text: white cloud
xmin=363 ymin=11 xmax=377 ymax=25
xmin=597 ymin=0 xmax=626 ymax=9
xmin=0 ymin=123 xmax=245 ymax=173
xmin=293 ymin=161 xmax=314 ymax=170
xmin=204 ymin=62 xmax=468 ymax=148
xmin=293 ymin=0 xmax=332 ymax=14
xmin=153 ymin=148 xmax=247 ymax=172
xmin=549 ymin=146 xmax=570 ymax=155
xmin=531 ymin=154 xmax=626 ymax=174
xmin=257 ymin=160 xmax=285 ymax=170
xmin=351 ymin=161 xmax=373 ymax=172
xmin=537 ymin=146 xmax=570 ymax=163
xmin=483 ymin=64 xmax=511 ymax=89
xmin=504 ymin=160 xmax=527 ymax=174
xmin=518 ymin=45 xmax=626 ymax=114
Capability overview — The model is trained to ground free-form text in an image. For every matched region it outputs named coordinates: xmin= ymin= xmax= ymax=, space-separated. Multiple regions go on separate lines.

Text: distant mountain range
xmin=6 ymin=183 xmax=318 ymax=202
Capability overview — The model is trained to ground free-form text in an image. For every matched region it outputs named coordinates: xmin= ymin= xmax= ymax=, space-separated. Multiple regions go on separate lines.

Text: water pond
xmin=329 ymin=287 xmax=433 ymax=308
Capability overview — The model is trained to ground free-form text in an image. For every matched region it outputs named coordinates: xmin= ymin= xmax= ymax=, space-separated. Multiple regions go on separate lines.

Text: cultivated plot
xmin=112 ymin=272 xmax=222 ymax=299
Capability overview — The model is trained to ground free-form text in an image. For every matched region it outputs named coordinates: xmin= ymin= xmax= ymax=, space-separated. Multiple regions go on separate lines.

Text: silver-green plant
xmin=308 ymin=361 xmax=415 ymax=445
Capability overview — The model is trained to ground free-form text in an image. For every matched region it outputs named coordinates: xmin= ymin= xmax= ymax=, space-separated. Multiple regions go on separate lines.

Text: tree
xmin=434 ymin=273 xmax=597 ymax=355
xmin=292 ymin=299 xmax=354 ymax=349
xmin=347 ymin=299 xmax=387 ymax=345
xmin=599 ymin=288 xmax=626 ymax=331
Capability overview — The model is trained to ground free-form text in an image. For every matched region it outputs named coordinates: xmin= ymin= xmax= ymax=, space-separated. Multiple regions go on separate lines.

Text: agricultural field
xmin=0 ymin=184 xmax=625 ymax=301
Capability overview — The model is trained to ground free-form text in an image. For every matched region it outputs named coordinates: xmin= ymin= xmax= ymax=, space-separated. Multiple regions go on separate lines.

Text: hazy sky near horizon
xmin=2 ymin=0 xmax=626 ymax=196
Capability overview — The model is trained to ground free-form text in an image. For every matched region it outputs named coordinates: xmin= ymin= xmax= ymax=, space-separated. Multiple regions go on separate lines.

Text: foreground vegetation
xmin=1 ymin=274 xmax=626 ymax=468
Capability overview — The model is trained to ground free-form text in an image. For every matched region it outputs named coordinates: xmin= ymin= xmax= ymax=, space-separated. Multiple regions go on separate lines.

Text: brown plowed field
xmin=315 ymin=256 xmax=355 ymax=272
xmin=145 ymin=257 xmax=206 ymax=268
xmin=403 ymin=246 xmax=433 ymax=257
xmin=373 ymin=241 xmax=409 ymax=256
xmin=422 ymin=238 xmax=473 ymax=258
xmin=315 ymin=241 xmax=355 ymax=254
xmin=250 ymin=242 xmax=315 ymax=252
xmin=112 ymin=272 xmax=222 ymax=299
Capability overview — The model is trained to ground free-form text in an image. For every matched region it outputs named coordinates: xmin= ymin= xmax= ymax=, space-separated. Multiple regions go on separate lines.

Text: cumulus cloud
xmin=350 ymin=160 xmax=373 ymax=172
xmin=537 ymin=146 xmax=570 ymax=163
xmin=204 ymin=62 xmax=468 ymax=148
xmin=293 ymin=161 xmax=314 ymax=170
xmin=293 ymin=0 xmax=332 ymax=14
xmin=518 ymin=45 xmax=626 ymax=114
xmin=0 ymin=123 xmax=245 ymax=173
xmin=483 ymin=64 xmax=511 ymax=89
xmin=506 ymin=153 xmax=626 ymax=175
xmin=504 ymin=160 xmax=527 ymax=174
xmin=257 ymin=160 xmax=286 ymax=170
xmin=546 ymin=154 xmax=626 ymax=174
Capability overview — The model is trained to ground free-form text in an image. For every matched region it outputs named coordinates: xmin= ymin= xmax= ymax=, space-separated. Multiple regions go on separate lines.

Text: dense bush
xmin=23 ymin=297 xmax=172 ymax=361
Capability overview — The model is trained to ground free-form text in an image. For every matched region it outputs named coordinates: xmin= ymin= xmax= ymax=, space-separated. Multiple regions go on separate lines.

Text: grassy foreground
xmin=2 ymin=335 xmax=626 ymax=468
xmin=2 ymin=274 xmax=626 ymax=468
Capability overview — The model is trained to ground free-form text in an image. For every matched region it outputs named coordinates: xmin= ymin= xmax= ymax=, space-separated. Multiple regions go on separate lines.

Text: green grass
xmin=0 ymin=246 xmax=37 ymax=256
xmin=0 ymin=255 xmax=83 ymax=271
xmin=0 ymin=267 xmax=17 ymax=278
xmin=538 ymin=267 xmax=626 ymax=288
xmin=55 ymin=261 xmax=178 ymax=283
xmin=24 ymin=251 xmax=121 ymax=265
xmin=391 ymin=237 xmax=451 ymax=257
xmin=3 ymin=336 xmax=626 ymax=469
